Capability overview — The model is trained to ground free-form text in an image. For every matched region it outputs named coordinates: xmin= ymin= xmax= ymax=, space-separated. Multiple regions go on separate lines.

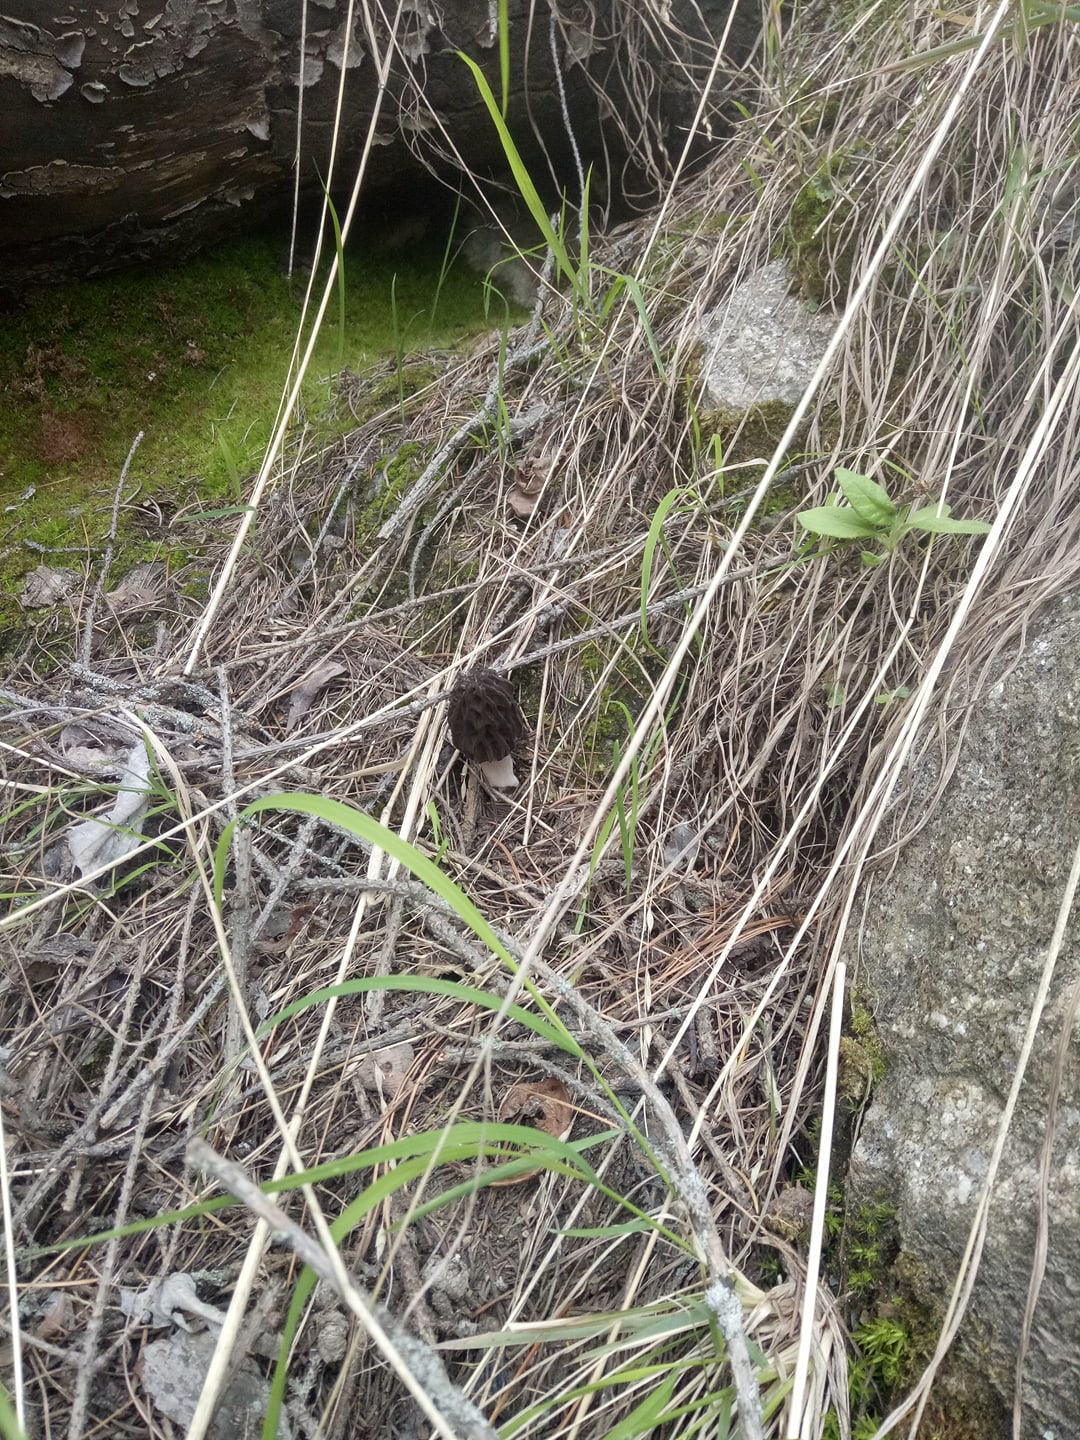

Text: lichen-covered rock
xmin=846 ymin=591 xmax=1080 ymax=1439
xmin=698 ymin=259 xmax=835 ymax=411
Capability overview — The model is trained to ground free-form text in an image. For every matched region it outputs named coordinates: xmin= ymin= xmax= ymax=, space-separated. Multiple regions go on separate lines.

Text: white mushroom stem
xmin=479 ymin=755 xmax=518 ymax=788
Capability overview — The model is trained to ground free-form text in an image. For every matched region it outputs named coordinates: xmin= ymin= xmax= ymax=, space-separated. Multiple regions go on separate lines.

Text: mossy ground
xmin=0 ymin=223 xmax=499 ymax=634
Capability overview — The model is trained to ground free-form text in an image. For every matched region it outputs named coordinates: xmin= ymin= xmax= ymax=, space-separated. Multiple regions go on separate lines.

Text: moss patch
xmin=0 ymin=226 xmax=504 ymax=639
xmin=784 ymin=154 xmax=858 ymax=303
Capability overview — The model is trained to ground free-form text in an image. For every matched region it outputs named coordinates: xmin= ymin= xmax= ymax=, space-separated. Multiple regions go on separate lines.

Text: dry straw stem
xmin=182 ymin=0 xmax=405 ymax=677
xmin=0 ymin=1096 xmax=25 ymax=1432
xmin=5 ymin=0 xmax=1080 ymax=1435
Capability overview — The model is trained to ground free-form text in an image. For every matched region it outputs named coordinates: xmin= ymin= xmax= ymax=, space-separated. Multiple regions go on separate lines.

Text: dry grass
xmin=2 ymin=1 xmax=1080 ymax=1437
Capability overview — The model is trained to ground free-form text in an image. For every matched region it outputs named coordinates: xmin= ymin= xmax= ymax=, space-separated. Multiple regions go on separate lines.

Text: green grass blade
xmin=498 ymin=0 xmax=510 ymax=117
xmin=214 ymin=428 xmax=242 ymax=503
xmin=602 ymin=1366 xmax=681 ymax=1440
xmin=261 ymin=1125 xmax=610 ymax=1437
xmin=213 ymin=791 xmax=586 ymax=1054
xmin=428 ymin=186 xmax=462 ymax=333
xmin=615 ymin=272 xmax=667 ymax=378
xmin=258 ymin=974 xmax=581 ymax=1055
xmin=0 ymin=1385 xmax=26 ymax=1440
xmin=456 ymin=51 xmax=578 ymax=289
xmin=641 ymin=487 xmax=693 ymax=649
xmin=215 ymin=793 xmax=511 ymax=969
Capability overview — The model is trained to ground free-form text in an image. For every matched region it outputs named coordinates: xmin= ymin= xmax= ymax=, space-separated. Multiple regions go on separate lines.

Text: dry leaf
xmin=59 ymin=720 xmax=136 ymax=774
xmin=286 ymin=659 xmax=347 ymax=731
xmin=141 ymin=1330 xmax=293 ymax=1439
xmin=66 ymin=740 xmax=154 ymax=879
xmin=494 ymin=1077 xmax=574 ymax=1187
xmin=35 ymin=1292 xmax=74 ymax=1340
xmin=120 ymin=1271 xmax=228 ymax=1332
xmin=19 ymin=564 xmax=78 ymax=608
xmin=106 ymin=562 xmax=167 ymax=618
xmin=351 ymin=1041 xmax=415 ymax=1098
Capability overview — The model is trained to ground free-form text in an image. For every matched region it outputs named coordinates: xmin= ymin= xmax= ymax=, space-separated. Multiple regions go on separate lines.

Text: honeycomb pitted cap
xmin=447 ymin=668 xmax=524 ymax=763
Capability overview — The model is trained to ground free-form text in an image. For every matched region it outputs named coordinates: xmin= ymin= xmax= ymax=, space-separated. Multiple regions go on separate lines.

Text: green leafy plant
xmin=797 ymin=467 xmax=991 ymax=565
xmin=424 ymin=799 xmax=450 ymax=862
xmin=855 ymin=1316 xmax=911 ymax=1388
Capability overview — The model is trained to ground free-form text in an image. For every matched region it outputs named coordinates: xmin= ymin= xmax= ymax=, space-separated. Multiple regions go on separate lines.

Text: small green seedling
xmin=798 ymin=467 xmax=991 ymax=565
xmin=425 ymin=800 xmax=450 ymax=863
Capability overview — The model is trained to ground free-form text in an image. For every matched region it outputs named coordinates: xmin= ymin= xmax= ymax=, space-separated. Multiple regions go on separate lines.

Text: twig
xmin=186 ymin=1138 xmax=499 ymax=1440
xmin=76 ymin=431 xmax=143 ymax=671
xmin=218 ymin=666 xmax=252 ymax=1064
xmin=0 ymin=1093 xmax=25 ymax=1431
xmin=376 ymin=338 xmax=549 ymax=543
xmin=520 ymin=949 xmax=764 ymax=1438
xmin=66 ymin=947 xmax=156 ymax=1440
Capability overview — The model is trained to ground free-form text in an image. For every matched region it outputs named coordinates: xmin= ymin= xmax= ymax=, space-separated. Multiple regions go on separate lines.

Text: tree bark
xmin=0 ymin=0 xmax=758 ymax=294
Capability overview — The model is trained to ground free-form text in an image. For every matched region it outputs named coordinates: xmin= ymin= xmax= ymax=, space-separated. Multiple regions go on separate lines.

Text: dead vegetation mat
xmin=3 ymin=4 xmax=1080 ymax=1437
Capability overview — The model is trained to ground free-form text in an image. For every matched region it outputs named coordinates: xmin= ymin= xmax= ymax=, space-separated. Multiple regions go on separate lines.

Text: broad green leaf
xmin=797 ymin=505 xmax=878 ymax=539
xmin=835 ymin=467 xmax=896 ymax=525
xmin=904 ymin=505 xmax=991 ymax=535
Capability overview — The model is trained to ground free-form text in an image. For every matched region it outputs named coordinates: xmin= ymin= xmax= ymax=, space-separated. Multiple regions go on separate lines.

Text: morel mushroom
xmin=447 ymin=667 xmax=524 ymax=788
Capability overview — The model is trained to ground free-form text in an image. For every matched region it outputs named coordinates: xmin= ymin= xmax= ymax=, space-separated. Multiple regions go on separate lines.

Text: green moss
xmin=849 ymin=990 xmax=887 ymax=1082
xmin=784 ymin=154 xmax=858 ymax=303
xmin=0 ymin=225 xmax=504 ymax=650
xmin=0 ymin=232 xmax=492 ymax=505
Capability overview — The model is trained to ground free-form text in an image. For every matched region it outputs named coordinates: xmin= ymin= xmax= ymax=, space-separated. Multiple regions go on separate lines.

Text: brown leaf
xmin=35 ymin=1292 xmax=74 ymax=1340
xmin=286 ymin=660 xmax=347 ymax=732
xmin=105 ymin=562 xmax=167 ymax=618
xmin=19 ymin=564 xmax=78 ymax=609
xmin=352 ymin=1041 xmax=415 ymax=1098
xmin=493 ymin=1077 xmax=574 ymax=1187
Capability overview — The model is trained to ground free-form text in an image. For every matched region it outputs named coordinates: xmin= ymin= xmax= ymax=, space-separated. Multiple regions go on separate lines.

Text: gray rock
xmin=847 ymin=592 xmax=1080 ymax=1439
xmin=699 ymin=259 xmax=835 ymax=411
xmin=141 ymin=1329 xmax=293 ymax=1439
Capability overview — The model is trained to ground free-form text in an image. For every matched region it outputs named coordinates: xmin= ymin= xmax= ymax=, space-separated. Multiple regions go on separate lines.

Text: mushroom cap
xmin=447 ymin=668 xmax=524 ymax=763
